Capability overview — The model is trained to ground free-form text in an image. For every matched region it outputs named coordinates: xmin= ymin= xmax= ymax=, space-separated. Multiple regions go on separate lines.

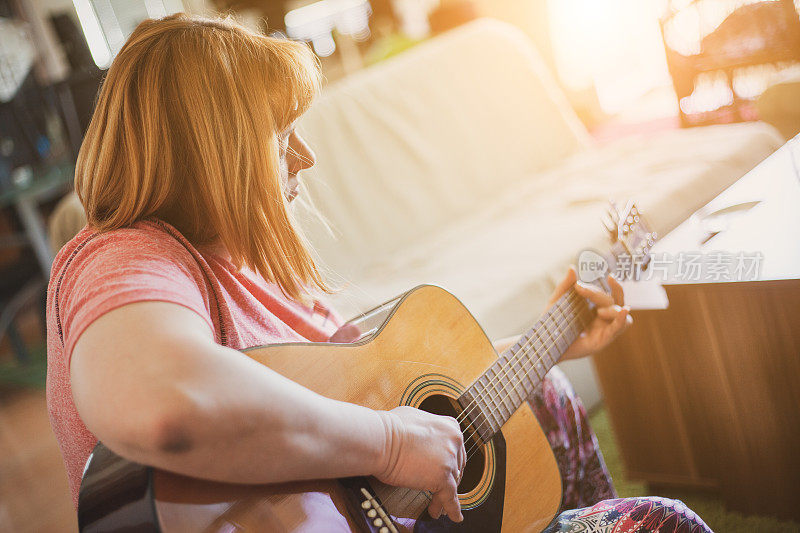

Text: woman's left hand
xmin=547 ymin=266 xmax=632 ymax=361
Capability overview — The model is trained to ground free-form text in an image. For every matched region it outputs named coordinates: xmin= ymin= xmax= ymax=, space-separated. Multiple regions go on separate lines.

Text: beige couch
xmin=296 ymin=19 xmax=783 ymax=405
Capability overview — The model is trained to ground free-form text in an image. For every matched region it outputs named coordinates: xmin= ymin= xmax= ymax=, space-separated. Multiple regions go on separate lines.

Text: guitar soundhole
xmin=417 ymin=394 xmax=487 ymax=495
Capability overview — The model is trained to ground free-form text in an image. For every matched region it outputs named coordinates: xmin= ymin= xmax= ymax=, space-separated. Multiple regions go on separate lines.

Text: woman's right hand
xmin=375 ymin=406 xmax=466 ymax=522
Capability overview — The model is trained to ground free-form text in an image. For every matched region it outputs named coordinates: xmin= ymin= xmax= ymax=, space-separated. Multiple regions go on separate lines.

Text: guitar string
xmin=461 ymin=297 xmax=590 ymax=458
xmin=413 ymin=273 xmax=630 ymax=513
xmin=382 ymin=290 xmax=593 ymax=512
xmin=392 ymin=299 xmax=592 ymax=515
xmin=458 ymin=251 xmax=633 ymax=437
xmin=454 ymin=289 xmax=586 ymax=430
xmin=381 ymin=290 xmax=586 ymax=510
xmin=423 ymin=288 xmax=585 ymax=490
xmin=449 ymin=288 xmax=583 ymax=431
xmin=416 ymin=293 xmax=584 ymax=483
xmin=455 ymin=292 xmax=590 ymax=463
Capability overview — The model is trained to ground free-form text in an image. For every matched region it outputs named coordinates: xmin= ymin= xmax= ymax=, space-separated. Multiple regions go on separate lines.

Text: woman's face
xmin=279 ymin=127 xmax=316 ymax=202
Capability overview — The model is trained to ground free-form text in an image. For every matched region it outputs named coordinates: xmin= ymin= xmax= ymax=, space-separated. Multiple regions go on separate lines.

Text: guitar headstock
xmin=579 ymin=200 xmax=658 ymax=287
xmin=603 ymin=200 xmax=658 ymax=275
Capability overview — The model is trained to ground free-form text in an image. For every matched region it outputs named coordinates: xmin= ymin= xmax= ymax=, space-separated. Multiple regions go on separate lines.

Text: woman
xmin=47 ymin=13 xmax=711 ymax=531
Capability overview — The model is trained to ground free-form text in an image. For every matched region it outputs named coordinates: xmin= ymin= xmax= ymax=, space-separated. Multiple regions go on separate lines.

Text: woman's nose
xmin=288 ymin=132 xmax=316 ymax=174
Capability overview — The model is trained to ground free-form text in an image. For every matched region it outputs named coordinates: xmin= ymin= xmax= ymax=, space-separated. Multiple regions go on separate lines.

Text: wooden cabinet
xmin=595 ymin=280 xmax=800 ymax=519
xmin=593 ymin=137 xmax=800 ymax=520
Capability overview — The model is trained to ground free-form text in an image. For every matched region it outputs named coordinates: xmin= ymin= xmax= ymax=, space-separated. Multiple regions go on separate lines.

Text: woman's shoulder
xmin=55 ymin=220 xmax=191 ymax=265
xmin=47 ymin=220 xmax=217 ymax=365
xmin=51 ymin=219 xmax=204 ymax=286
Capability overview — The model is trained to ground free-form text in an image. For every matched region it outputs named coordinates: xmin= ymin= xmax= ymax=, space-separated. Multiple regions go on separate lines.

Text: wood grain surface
xmin=154 ymin=286 xmax=562 ymax=532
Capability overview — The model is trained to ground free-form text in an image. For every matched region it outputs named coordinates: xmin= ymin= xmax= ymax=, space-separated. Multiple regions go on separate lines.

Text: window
xmin=72 ymin=0 xmax=184 ymax=68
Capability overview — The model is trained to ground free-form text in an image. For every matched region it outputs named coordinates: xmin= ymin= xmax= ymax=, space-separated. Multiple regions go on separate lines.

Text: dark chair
xmin=0 ymin=251 xmax=46 ymax=364
xmin=661 ymin=0 xmax=800 ymax=127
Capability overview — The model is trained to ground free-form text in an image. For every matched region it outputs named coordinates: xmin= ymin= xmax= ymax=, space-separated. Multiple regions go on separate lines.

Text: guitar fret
xmin=512 ymin=368 xmax=528 ymax=406
xmin=518 ymin=346 xmax=537 ymax=393
xmin=562 ymin=309 xmax=576 ymax=339
xmin=504 ymin=353 xmax=527 ymax=406
xmin=542 ymin=314 xmax=560 ymax=368
xmin=481 ymin=368 xmax=504 ymax=432
xmin=555 ymin=313 xmax=569 ymax=352
xmin=546 ymin=313 xmax=558 ymax=354
xmin=565 ymin=299 xmax=581 ymax=334
xmin=513 ymin=333 xmax=529 ymax=353
xmin=494 ymin=361 xmax=512 ymax=415
xmin=553 ymin=305 xmax=570 ymax=353
xmin=459 ymin=286 xmax=600 ymax=443
xmin=530 ymin=340 xmax=543 ymax=384
xmin=555 ymin=296 xmax=580 ymax=352
xmin=473 ymin=382 xmax=492 ymax=436
xmin=461 ymin=381 xmax=495 ymax=443
xmin=500 ymin=357 xmax=518 ymax=417
xmin=534 ymin=356 xmax=546 ymax=385
xmin=531 ymin=333 xmax=546 ymax=383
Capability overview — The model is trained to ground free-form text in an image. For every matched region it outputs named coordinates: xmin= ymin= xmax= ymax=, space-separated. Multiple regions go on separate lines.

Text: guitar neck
xmin=458 ymin=287 xmax=595 ymax=443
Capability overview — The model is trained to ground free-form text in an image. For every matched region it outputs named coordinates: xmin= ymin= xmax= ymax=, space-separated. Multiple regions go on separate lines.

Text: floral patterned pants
xmin=529 ymin=367 xmax=713 ymax=533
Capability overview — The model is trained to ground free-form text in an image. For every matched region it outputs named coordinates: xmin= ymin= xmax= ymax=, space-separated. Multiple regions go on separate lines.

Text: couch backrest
xmin=296 ymin=19 xmax=590 ymax=275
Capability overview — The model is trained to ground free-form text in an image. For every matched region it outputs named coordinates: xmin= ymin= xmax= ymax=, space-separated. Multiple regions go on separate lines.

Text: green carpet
xmin=589 ymin=408 xmax=800 ymax=532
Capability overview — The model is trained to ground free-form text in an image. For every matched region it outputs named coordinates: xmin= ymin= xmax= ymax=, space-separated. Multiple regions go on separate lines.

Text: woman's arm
xmin=71 ymin=301 xmax=465 ymax=521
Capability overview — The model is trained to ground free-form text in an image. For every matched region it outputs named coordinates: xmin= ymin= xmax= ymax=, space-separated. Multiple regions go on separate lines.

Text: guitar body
xmin=79 ymin=285 xmax=562 ymax=532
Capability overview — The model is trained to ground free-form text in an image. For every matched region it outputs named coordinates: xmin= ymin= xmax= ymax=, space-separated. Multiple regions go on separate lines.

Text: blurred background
xmin=1 ymin=0 xmax=800 ymax=530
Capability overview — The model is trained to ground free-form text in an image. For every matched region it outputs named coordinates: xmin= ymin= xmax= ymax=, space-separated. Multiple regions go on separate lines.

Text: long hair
xmin=75 ymin=13 xmax=328 ymax=300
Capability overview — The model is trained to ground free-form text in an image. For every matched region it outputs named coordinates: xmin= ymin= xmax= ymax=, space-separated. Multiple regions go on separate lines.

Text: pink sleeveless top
xmin=46 ymin=219 xmax=342 ymax=506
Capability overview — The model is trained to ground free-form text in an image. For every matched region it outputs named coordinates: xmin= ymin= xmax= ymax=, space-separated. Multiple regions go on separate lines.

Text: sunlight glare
xmin=548 ymin=0 xmax=672 ymax=114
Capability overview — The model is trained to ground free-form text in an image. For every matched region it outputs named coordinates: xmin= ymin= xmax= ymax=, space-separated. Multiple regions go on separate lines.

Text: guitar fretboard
xmin=458 ymin=288 xmax=595 ymax=443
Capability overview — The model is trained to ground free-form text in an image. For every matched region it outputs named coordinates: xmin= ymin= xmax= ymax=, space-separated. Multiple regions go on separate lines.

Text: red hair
xmin=76 ymin=13 xmax=328 ymax=300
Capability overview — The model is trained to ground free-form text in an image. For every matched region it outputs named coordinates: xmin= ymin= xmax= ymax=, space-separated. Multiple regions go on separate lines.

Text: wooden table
xmin=593 ymin=135 xmax=800 ymax=520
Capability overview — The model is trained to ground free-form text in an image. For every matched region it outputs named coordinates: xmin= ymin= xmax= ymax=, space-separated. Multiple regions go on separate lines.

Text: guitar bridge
xmin=338 ymin=477 xmax=399 ymax=533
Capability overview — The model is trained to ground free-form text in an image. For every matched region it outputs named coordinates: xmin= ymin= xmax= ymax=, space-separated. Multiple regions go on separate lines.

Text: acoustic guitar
xmin=78 ymin=201 xmax=656 ymax=532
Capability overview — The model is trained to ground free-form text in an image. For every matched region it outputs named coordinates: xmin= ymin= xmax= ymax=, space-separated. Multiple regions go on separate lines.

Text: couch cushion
xmin=296 ymin=19 xmax=590 ymax=271
xmin=322 ymin=122 xmax=782 ymax=336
